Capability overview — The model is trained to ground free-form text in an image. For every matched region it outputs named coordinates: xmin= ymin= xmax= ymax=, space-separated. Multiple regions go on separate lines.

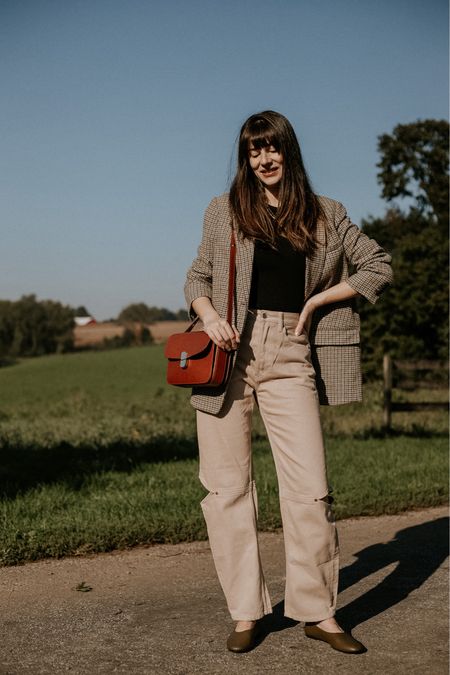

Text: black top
xmin=248 ymin=205 xmax=306 ymax=312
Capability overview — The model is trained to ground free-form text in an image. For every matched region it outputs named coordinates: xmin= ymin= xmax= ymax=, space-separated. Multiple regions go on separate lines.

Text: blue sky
xmin=1 ymin=0 xmax=448 ymax=319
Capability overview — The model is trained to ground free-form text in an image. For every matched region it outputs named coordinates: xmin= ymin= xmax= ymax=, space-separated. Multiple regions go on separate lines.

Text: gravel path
xmin=1 ymin=505 xmax=448 ymax=674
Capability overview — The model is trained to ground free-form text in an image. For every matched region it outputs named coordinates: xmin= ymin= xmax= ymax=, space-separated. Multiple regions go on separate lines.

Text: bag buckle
xmin=180 ymin=351 xmax=188 ymax=368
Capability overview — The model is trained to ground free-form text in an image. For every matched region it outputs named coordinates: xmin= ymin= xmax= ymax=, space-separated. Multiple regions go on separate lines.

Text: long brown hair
xmin=229 ymin=111 xmax=324 ymax=254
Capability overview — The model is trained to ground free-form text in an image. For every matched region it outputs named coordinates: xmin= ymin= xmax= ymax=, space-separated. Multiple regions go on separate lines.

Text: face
xmin=248 ymin=142 xmax=283 ymax=189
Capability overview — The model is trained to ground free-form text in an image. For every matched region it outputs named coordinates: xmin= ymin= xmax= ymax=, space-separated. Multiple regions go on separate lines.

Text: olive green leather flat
xmin=226 ymin=622 xmax=262 ymax=653
xmin=304 ymin=624 xmax=366 ymax=653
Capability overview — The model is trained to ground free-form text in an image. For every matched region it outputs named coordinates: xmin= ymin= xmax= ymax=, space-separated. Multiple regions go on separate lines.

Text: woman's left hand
xmin=294 ymin=281 xmax=361 ymax=335
xmin=294 ymin=300 xmax=316 ymax=336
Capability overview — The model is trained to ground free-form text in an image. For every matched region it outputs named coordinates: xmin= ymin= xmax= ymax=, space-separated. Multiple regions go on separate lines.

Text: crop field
xmin=0 ymin=345 xmax=448 ymax=565
xmin=73 ymin=320 xmax=191 ymax=347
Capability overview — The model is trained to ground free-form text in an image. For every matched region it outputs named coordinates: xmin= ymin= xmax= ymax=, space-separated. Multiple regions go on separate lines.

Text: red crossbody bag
xmin=164 ymin=228 xmax=237 ymax=388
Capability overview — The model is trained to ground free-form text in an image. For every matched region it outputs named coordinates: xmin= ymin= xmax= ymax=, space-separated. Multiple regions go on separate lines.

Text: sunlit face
xmin=248 ymin=142 xmax=283 ymax=189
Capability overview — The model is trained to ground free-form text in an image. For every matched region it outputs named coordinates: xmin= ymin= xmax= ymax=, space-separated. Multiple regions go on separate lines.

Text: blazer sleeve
xmin=184 ymin=197 xmax=218 ymax=320
xmin=334 ymin=201 xmax=394 ymax=304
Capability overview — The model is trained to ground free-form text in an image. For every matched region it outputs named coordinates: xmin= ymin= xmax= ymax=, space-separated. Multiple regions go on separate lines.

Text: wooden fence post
xmin=383 ymin=353 xmax=392 ymax=431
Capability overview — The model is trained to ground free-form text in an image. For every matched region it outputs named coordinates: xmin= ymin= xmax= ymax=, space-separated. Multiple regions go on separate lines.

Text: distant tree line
xmin=0 ymin=295 xmax=75 ymax=358
xmin=0 ymin=296 xmax=189 ymax=359
xmin=117 ymin=304 xmax=188 ymax=324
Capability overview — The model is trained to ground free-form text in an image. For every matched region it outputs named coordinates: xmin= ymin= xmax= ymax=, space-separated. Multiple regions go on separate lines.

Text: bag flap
xmin=164 ymin=331 xmax=212 ymax=359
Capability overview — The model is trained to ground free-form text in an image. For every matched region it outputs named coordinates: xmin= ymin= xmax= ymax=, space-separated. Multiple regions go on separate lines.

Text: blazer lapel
xmin=305 ymin=218 xmax=327 ymax=302
xmin=235 ymin=231 xmax=254 ymax=307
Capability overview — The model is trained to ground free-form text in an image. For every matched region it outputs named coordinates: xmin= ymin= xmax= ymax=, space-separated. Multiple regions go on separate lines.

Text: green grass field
xmin=0 ymin=345 xmax=448 ymax=565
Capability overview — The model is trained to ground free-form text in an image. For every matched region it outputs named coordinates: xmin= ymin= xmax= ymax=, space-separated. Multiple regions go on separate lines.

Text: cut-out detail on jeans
xmin=280 ymin=487 xmax=334 ymax=505
xmin=200 ymin=479 xmax=256 ymax=504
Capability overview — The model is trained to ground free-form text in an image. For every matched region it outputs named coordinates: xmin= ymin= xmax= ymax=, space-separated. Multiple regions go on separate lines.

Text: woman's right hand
xmin=190 ymin=298 xmax=240 ymax=351
xmin=203 ymin=312 xmax=240 ymax=351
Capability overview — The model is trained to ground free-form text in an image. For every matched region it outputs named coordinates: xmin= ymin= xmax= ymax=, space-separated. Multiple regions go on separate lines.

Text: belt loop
xmin=279 ymin=312 xmax=284 ymax=330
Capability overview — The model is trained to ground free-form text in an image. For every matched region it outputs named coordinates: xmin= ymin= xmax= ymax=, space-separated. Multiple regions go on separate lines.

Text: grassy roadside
xmin=0 ymin=346 xmax=448 ymax=566
xmin=1 ymin=435 xmax=447 ymax=566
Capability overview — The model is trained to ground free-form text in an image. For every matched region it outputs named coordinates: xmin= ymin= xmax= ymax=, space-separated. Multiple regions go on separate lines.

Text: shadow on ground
xmin=254 ymin=514 xmax=449 ymax=641
xmin=0 ymin=435 xmax=199 ymax=498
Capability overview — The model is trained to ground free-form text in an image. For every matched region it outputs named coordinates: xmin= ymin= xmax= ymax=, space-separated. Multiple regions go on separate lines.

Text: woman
xmin=184 ymin=111 xmax=393 ymax=654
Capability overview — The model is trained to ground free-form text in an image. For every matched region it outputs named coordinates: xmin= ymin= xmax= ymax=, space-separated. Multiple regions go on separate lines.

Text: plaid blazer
xmin=184 ymin=192 xmax=393 ymax=415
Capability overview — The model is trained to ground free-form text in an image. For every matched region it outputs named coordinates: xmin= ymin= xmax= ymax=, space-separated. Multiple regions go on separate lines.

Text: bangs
xmin=248 ymin=133 xmax=280 ymax=151
xmin=244 ymin=122 xmax=281 ymax=152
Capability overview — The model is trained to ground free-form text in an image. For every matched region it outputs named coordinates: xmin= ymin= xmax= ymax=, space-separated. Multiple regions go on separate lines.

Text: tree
xmin=118 ymin=303 xmax=154 ymax=324
xmin=0 ymin=295 xmax=75 ymax=357
xmin=117 ymin=303 xmax=184 ymax=324
xmin=0 ymin=300 xmax=15 ymax=357
xmin=358 ymin=119 xmax=449 ymax=376
xmin=42 ymin=299 xmax=76 ymax=353
xmin=74 ymin=305 xmax=91 ymax=317
xmin=377 ymin=119 xmax=449 ymax=228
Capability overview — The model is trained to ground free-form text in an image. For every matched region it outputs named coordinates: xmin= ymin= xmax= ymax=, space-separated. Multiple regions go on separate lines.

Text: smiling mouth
xmin=261 ymin=169 xmax=278 ymax=176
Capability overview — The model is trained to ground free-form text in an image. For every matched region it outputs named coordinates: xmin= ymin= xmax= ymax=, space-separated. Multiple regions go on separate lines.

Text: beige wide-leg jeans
xmin=196 ymin=308 xmax=339 ymax=622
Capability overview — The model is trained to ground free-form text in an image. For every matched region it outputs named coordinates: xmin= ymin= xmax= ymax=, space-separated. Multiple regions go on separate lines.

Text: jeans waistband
xmin=247 ymin=307 xmax=301 ymax=328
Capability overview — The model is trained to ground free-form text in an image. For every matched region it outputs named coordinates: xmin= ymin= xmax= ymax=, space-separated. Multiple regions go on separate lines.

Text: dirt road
xmin=1 ymin=505 xmax=448 ymax=674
